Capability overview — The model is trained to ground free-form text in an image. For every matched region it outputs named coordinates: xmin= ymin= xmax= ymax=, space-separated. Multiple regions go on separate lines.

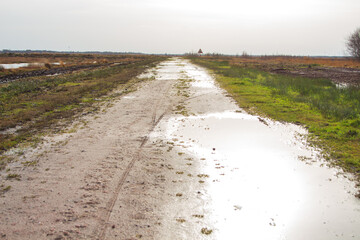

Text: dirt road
xmin=1 ymin=58 xmax=359 ymax=240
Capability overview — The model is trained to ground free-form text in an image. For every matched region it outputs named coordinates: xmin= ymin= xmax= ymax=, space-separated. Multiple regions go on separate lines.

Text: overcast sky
xmin=1 ymin=0 xmax=360 ymax=55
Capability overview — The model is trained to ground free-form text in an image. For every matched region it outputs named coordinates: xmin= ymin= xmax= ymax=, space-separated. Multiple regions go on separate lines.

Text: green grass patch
xmin=0 ymin=185 xmax=11 ymax=194
xmin=6 ymin=173 xmax=21 ymax=180
xmin=190 ymin=57 xmax=360 ymax=177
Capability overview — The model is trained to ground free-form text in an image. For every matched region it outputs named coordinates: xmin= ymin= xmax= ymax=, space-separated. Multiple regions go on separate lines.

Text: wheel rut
xmin=95 ymin=77 xmax=175 ymax=240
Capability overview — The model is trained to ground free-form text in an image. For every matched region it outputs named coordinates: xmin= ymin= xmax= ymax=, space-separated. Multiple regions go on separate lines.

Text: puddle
xmin=122 ymin=96 xmax=136 ymax=99
xmin=155 ymin=59 xmax=190 ymax=81
xmin=163 ymin=112 xmax=360 ymax=239
xmin=0 ymin=63 xmax=32 ymax=69
xmin=336 ymin=82 xmax=350 ymax=89
xmin=0 ymin=125 xmax=22 ymax=135
xmin=152 ymin=58 xmax=360 ymax=239
xmin=186 ymin=67 xmax=217 ymax=89
xmin=0 ymin=62 xmax=62 ymax=69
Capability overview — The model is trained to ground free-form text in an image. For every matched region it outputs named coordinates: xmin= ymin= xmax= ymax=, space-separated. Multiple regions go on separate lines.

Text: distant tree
xmin=346 ymin=28 xmax=360 ymax=60
xmin=241 ymin=51 xmax=250 ymax=57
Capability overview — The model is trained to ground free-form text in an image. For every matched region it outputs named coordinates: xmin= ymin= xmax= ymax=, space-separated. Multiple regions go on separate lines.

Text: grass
xmin=189 ymin=57 xmax=360 ymax=178
xmin=0 ymin=55 xmax=166 ymax=161
xmin=176 ymin=218 xmax=186 ymax=223
xmin=6 ymin=173 xmax=21 ymax=180
xmin=201 ymin=227 xmax=213 ymax=235
xmin=0 ymin=156 xmax=14 ymax=171
xmin=0 ymin=185 xmax=11 ymax=194
xmin=197 ymin=174 xmax=209 ymax=178
xmin=228 ymin=55 xmax=360 ymax=69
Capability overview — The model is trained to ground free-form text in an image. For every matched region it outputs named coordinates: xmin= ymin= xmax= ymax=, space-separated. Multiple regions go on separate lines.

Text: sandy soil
xmin=1 ymin=58 xmax=359 ymax=240
xmin=0 ymin=59 xmax=184 ymax=239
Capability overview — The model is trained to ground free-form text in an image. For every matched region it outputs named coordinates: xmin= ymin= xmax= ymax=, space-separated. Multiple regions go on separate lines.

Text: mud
xmin=269 ymin=66 xmax=360 ymax=86
xmin=0 ymin=58 xmax=359 ymax=240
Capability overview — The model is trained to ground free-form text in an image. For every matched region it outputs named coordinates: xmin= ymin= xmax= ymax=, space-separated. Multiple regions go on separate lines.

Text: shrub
xmin=44 ymin=63 xmax=52 ymax=69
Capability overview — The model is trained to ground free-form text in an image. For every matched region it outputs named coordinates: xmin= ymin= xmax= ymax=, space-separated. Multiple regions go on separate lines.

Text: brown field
xmin=229 ymin=56 xmax=360 ymax=69
xmin=0 ymin=52 xmax=145 ymax=64
xmin=0 ymin=52 xmax=152 ymax=81
xmin=200 ymin=55 xmax=360 ymax=86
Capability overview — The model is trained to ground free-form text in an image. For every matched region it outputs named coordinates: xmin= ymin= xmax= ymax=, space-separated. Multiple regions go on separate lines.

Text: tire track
xmin=95 ymin=79 xmax=175 ymax=240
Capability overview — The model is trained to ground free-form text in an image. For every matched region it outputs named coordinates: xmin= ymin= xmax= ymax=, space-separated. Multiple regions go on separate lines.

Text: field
xmin=230 ymin=56 xmax=360 ymax=86
xmin=189 ymin=56 xmax=360 ymax=179
xmin=0 ymin=53 xmax=166 ymax=169
xmin=0 ymin=52 xmax=151 ymax=80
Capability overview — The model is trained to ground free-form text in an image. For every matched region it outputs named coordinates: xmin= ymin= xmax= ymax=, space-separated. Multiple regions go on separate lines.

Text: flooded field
xmin=152 ymin=58 xmax=360 ymax=239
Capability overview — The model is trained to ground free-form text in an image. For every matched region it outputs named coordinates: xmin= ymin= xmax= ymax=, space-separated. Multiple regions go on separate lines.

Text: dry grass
xmin=0 ymin=53 xmax=152 ymax=77
xmin=229 ymin=56 xmax=360 ymax=68
xmin=0 ymin=52 xmax=148 ymax=64
xmin=197 ymin=55 xmax=360 ymax=69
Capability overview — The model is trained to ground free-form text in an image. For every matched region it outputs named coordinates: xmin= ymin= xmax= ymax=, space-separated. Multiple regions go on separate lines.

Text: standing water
xmin=0 ymin=62 xmax=62 ymax=69
xmin=152 ymin=58 xmax=360 ymax=239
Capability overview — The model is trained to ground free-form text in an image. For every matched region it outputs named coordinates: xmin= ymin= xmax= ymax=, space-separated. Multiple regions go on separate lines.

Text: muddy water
xmin=152 ymin=58 xmax=360 ymax=239
xmin=0 ymin=62 xmax=61 ymax=69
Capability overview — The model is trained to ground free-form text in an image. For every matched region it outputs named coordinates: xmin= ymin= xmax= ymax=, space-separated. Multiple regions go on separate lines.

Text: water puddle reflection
xmin=0 ymin=62 xmax=62 ymax=69
xmin=162 ymin=110 xmax=360 ymax=239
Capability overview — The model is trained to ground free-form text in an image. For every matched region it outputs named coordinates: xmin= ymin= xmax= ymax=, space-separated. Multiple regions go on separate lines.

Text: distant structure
xmin=198 ymin=49 xmax=203 ymax=56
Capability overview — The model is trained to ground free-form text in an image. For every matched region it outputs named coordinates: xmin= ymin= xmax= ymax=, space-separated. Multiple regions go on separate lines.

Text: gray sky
xmin=1 ymin=0 xmax=360 ymax=55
